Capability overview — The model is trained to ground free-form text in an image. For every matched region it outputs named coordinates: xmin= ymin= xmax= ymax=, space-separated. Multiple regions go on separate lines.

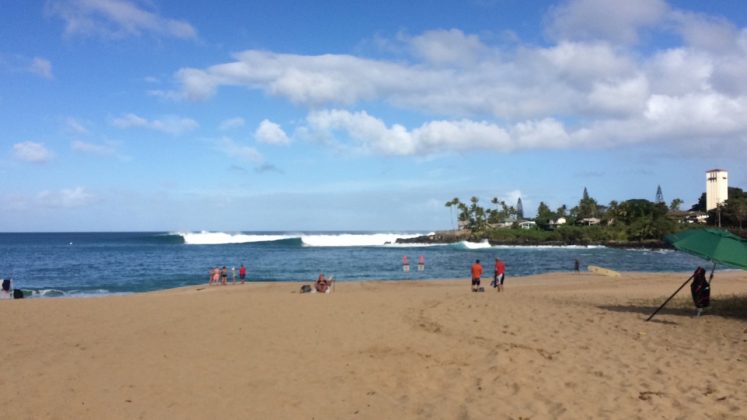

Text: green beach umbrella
xmin=646 ymin=228 xmax=747 ymax=321
xmin=664 ymin=228 xmax=747 ymax=270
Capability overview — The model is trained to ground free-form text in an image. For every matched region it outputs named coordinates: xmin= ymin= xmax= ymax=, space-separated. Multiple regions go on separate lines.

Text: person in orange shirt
xmin=493 ymin=257 xmax=506 ymax=292
xmin=470 ymin=259 xmax=483 ymax=292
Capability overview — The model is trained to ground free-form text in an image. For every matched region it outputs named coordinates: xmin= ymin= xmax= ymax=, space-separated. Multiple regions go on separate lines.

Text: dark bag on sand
xmin=13 ymin=289 xmax=24 ymax=299
xmin=300 ymin=285 xmax=312 ymax=293
xmin=1 ymin=279 xmax=10 ymax=292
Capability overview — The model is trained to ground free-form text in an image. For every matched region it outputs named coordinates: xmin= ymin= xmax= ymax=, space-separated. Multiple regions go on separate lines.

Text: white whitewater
xmin=177 ymin=231 xmax=428 ymax=247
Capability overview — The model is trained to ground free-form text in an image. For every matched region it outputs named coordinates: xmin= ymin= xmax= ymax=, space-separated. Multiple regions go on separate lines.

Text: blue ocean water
xmin=0 ymin=231 xmax=704 ymax=298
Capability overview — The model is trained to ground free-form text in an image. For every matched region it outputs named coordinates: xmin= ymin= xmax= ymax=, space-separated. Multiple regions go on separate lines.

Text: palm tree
xmin=445 ymin=197 xmax=461 ymax=231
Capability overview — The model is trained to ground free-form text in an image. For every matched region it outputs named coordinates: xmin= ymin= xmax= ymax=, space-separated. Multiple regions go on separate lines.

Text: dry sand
xmin=1 ymin=271 xmax=746 ymax=419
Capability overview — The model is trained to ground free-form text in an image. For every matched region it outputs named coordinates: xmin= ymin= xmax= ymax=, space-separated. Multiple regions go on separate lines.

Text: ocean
xmin=0 ymin=231 xmax=704 ymax=298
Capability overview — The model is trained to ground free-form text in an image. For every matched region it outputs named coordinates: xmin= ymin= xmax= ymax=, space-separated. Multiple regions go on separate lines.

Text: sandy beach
xmin=1 ymin=271 xmax=746 ymax=419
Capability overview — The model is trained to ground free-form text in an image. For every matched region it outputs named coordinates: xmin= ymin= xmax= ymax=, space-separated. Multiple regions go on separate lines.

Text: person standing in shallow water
xmin=239 ymin=263 xmax=246 ymax=284
xmin=471 ymin=259 xmax=483 ymax=292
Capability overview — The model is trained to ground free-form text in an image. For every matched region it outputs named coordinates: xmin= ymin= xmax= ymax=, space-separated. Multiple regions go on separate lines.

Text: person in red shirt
xmin=470 ymin=259 xmax=483 ymax=292
xmin=493 ymin=258 xmax=506 ymax=292
xmin=239 ymin=263 xmax=247 ymax=284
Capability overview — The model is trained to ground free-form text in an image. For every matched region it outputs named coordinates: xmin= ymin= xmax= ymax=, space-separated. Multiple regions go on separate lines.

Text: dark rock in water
xmin=395 ymin=230 xmax=671 ymax=249
xmin=395 ymin=231 xmax=470 ymax=244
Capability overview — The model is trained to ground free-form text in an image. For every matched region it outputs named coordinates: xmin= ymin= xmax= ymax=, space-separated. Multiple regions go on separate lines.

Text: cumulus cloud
xmin=219 ymin=117 xmax=245 ymax=131
xmin=37 ymin=187 xmax=96 ymax=208
xmin=13 ymin=142 xmax=54 ymax=163
xmin=302 ymin=109 xmax=577 ymax=155
xmin=45 ymin=0 xmax=197 ymax=40
xmin=254 ymin=119 xmax=290 ymax=145
xmin=545 ymin=0 xmax=669 ymax=44
xmin=164 ymin=3 xmax=747 ymax=155
xmin=671 ymin=10 xmax=740 ymax=52
xmin=406 ymin=29 xmax=491 ymax=66
xmin=29 ymin=57 xmax=53 ymax=79
xmin=111 ymin=113 xmax=198 ymax=135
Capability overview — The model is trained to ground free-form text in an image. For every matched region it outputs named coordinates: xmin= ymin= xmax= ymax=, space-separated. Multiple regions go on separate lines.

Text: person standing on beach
xmin=471 ymin=259 xmax=483 ymax=292
xmin=493 ymin=258 xmax=506 ymax=292
xmin=418 ymin=255 xmax=425 ymax=271
xmin=221 ymin=266 xmax=228 ymax=285
xmin=209 ymin=267 xmax=219 ymax=285
xmin=239 ymin=263 xmax=246 ymax=284
xmin=231 ymin=266 xmax=237 ymax=284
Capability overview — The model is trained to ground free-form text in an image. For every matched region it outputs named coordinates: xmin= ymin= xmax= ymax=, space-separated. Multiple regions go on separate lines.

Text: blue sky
xmin=1 ymin=0 xmax=746 ymax=232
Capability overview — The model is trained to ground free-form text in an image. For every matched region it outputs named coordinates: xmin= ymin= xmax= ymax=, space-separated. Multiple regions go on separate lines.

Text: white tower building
xmin=705 ymin=169 xmax=728 ymax=211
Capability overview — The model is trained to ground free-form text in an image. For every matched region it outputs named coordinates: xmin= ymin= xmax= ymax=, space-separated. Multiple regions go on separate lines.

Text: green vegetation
xmin=444 ymin=186 xmax=747 ymax=246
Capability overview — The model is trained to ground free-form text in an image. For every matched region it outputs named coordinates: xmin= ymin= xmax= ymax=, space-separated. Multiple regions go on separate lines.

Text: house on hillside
xmin=668 ymin=210 xmax=708 ymax=224
xmin=548 ymin=217 xmax=567 ymax=229
xmin=518 ymin=220 xmax=537 ymax=230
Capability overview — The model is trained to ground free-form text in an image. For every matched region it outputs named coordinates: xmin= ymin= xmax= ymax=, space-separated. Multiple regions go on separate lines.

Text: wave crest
xmin=176 ymin=231 xmax=426 ymax=247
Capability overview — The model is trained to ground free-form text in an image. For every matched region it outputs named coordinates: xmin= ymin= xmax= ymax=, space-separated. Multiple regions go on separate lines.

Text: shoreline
xmin=2 ymin=271 xmax=745 ymax=419
xmin=12 ymin=267 xmax=710 ymax=300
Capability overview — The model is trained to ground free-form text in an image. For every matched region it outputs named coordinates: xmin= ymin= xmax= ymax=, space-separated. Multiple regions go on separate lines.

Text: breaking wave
xmin=175 ymin=231 xmax=428 ymax=247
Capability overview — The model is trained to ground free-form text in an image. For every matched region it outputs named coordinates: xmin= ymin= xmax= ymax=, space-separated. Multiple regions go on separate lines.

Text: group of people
xmin=209 ymin=264 xmax=247 ymax=286
xmin=470 ymin=257 xmax=506 ymax=292
xmin=402 ymin=256 xmax=426 ymax=272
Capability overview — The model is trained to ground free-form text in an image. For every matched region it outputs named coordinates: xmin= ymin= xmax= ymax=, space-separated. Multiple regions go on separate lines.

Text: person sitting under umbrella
xmin=315 ymin=273 xmax=331 ymax=294
xmin=691 ymin=266 xmax=711 ymax=316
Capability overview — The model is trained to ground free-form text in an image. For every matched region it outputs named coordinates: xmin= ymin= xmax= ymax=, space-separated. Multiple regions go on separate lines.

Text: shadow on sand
xmin=598 ymin=294 xmax=747 ymax=322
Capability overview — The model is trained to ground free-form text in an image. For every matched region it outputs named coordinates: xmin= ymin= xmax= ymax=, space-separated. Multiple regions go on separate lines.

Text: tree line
xmin=445 ymin=186 xmax=747 ymax=244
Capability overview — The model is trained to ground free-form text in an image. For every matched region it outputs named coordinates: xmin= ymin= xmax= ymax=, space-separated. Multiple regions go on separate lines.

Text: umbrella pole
xmin=708 ymin=262 xmax=716 ymax=284
xmin=646 ymin=274 xmax=695 ymax=322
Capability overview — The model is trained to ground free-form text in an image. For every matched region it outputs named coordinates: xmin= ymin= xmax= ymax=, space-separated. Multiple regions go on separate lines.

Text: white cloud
xmin=65 ymin=117 xmax=89 ymax=134
xmin=29 ymin=57 xmax=53 ymax=79
xmin=671 ymin=10 xmax=740 ymax=52
xmin=164 ymin=6 xmax=747 ymax=155
xmin=254 ymin=119 xmax=290 ymax=145
xmin=71 ymin=140 xmax=119 ymax=156
xmin=45 ymin=0 xmax=197 ymax=40
xmin=407 ymin=29 xmax=491 ymax=66
xmin=13 ymin=142 xmax=54 ymax=163
xmin=112 ymin=113 xmax=198 ymax=135
xmin=585 ymin=75 xmax=649 ymax=116
xmin=37 ymin=187 xmax=96 ymax=208
xmin=217 ymin=137 xmax=265 ymax=165
xmin=219 ymin=117 xmax=245 ymax=131
xmin=545 ymin=0 xmax=669 ymax=44
xmin=303 ymin=109 xmax=575 ymax=156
